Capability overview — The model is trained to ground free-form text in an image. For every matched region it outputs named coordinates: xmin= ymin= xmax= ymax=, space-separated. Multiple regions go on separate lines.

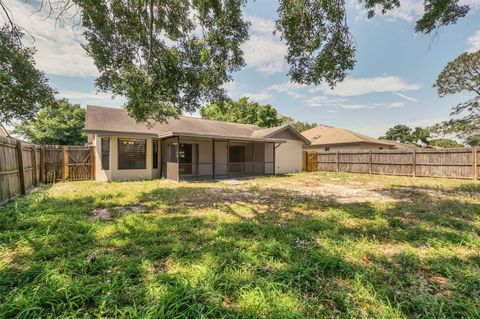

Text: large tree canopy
xmin=200 ymin=97 xmax=282 ymax=128
xmin=13 ymin=99 xmax=87 ymax=145
xmin=434 ymin=51 xmax=480 ymax=137
xmin=0 ymin=0 xmax=474 ymax=123
xmin=0 ymin=25 xmax=56 ymax=123
xmin=380 ymin=124 xmax=431 ymax=146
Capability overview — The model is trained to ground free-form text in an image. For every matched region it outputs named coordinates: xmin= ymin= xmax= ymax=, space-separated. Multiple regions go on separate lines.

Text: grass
xmin=0 ymin=172 xmax=479 ymax=318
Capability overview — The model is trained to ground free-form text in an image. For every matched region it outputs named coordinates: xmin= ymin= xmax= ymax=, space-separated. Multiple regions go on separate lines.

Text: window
xmin=153 ymin=140 xmax=158 ymax=169
xmin=325 ymin=147 xmax=330 ymax=151
xmin=101 ymin=138 xmax=110 ymax=170
xmin=118 ymin=139 xmax=146 ymax=169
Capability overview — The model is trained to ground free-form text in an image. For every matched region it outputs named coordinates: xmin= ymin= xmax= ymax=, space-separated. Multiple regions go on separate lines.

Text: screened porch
xmin=161 ymin=136 xmax=276 ymax=181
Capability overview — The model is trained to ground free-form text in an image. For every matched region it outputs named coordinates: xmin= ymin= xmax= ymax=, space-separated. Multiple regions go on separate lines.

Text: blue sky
xmin=4 ymin=0 xmax=480 ymax=137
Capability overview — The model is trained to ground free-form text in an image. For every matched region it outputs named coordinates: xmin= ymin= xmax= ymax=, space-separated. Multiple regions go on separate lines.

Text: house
xmin=0 ymin=124 xmax=9 ymax=138
xmin=302 ymin=125 xmax=398 ymax=151
xmin=84 ymin=105 xmax=310 ymax=181
xmin=379 ymin=140 xmax=418 ymax=149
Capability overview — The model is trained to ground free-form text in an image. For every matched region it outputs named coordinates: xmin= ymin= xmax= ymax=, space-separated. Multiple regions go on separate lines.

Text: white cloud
xmin=57 ymin=91 xmax=114 ymax=100
xmin=310 ymin=75 xmax=420 ymax=97
xmin=268 ymin=82 xmax=305 ymax=92
xmin=354 ymin=0 xmax=480 ymax=23
xmin=404 ymin=117 xmax=448 ymax=127
xmin=304 ymin=96 xmax=369 ymax=109
xmin=242 ymin=16 xmax=287 ymax=75
xmin=467 ymin=30 xmax=480 ymax=52
xmin=2 ymin=1 xmax=97 ymax=77
xmin=384 ymin=101 xmax=405 ymax=108
xmin=241 ymin=92 xmax=272 ymax=101
xmin=393 ymin=92 xmax=418 ymax=102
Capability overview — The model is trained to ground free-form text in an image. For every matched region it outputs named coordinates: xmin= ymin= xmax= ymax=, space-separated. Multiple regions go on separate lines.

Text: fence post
xmin=41 ymin=146 xmax=46 ymax=183
xmin=31 ymin=146 xmax=37 ymax=186
xmin=412 ymin=149 xmax=416 ymax=178
xmin=336 ymin=151 xmax=339 ymax=172
xmin=473 ymin=147 xmax=477 ymax=181
xmin=16 ymin=140 xmax=26 ymax=195
xmin=369 ymin=150 xmax=372 ymax=174
xmin=90 ymin=146 xmax=96 ymax=181
xmin=63 ymin=146 xmax=68 ymax=182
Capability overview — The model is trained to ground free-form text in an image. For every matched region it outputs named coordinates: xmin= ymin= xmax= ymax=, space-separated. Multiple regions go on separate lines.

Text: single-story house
xmin=302 ymin=125 xmax=400 ymax=151
xmin=84 ymin=105 xmax=310 ymax=181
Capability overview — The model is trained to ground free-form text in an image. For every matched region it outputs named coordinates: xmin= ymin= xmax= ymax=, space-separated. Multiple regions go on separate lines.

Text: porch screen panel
xmin=118 ymin=139 xmax=146 ymax=169
xmin=163 ymin=137 xmax=179 ymax=180
xmin=214 ymin=141 xmax=228 ymax=178
xmin=253 ymin=142 xmax=265 ymax=176
xmin=264 ymin=142 xmax=274 ymax=175
xmin=153 ymin=140 xmax=159 ymax=169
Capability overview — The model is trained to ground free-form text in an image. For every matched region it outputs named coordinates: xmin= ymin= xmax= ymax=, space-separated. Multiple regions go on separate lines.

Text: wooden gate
xmin=44 ymin=146 xmax=95 ymax=183
xmin=302 ymin=151 xmax=317 ymax=172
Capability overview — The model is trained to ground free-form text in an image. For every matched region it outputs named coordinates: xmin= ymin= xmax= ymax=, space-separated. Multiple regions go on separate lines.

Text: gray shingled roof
xmin=84 ymin=105 xmax=307 ymax=143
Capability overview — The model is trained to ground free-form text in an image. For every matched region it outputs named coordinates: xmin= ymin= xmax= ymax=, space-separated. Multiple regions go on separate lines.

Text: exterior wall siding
xmin=92 ymin=134 xmax=160 ymax=182
xmin=275 ymin=139 xmax=304 ymax=174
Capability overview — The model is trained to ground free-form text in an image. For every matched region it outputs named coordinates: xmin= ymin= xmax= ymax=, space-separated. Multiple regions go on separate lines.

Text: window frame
xmin=117 ymin=138 xmax=147 ymax=170
xmin=101 ymin=138 xmax=110 ymax=170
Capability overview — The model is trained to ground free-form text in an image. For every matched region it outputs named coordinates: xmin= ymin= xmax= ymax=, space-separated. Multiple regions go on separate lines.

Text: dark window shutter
xmin=101 ymin=138 xmax=110 ymax=170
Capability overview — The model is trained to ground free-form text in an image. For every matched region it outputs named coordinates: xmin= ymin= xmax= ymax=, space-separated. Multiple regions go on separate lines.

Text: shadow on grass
xmin=0 ymin=183 xmax=479 ymax=318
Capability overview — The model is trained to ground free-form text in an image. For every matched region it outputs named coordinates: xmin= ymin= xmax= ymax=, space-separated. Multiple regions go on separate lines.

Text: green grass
xmin=1 ymin=172 xmax=479 ymax=318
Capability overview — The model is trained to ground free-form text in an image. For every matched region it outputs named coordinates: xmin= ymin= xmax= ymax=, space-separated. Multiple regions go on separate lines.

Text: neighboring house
xmin=0 ymin=124 xmax=10 ymax=138
xmin=84 ymin=105 xmax=310 ymax=181
xmin=302 ymin=125 xmax=397 ymax=151
xmin=379 ymin=140 xmax=418 ymax=149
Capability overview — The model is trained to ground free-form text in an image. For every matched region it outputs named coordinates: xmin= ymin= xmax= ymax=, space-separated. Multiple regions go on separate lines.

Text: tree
xmin=13 ymin=99 xmax=87 ymax=145
xmin=279 ymin=115 xmax=317 ymax=132
xmin=200 ymin=97 xmax=282 ymax=128
xmin=465 ymin=135 xmax=480 ymax=147
xmin=380 ymin=125 xmax=431 ymax=146
xmin=429 ymin=139 xmax=464 ymax=148
xmin=0 ymin=25 xmax=56 ymax=123
xmin=380 ymin=125 xmax=415 ymax=144
xmin=434 ymin=51 xmax=480 ymax=137
xmin=1 ymin=0 xmax=472 ymax=123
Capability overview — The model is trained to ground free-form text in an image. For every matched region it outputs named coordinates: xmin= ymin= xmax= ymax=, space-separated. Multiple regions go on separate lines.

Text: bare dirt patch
xmin=90 ymin=208 xmax=113 ymax=221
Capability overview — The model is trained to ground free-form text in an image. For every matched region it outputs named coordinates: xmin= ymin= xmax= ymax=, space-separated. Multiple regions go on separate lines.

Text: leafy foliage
xmin=78 ymin=0 xmax=249 ymax=123
xmin=429 ymin=138 xmax=464 ymax=148
xmin=279 ymin=115 xmax=317 ymax=132
xmin=434 ymin=51 xmax=480 ymax=137
xmin=0 ymin=25 xmax=56 ymax=123
xmin=380 ymin=125 xmax=431 ymax=146
xmin=200 ymin=97 xmax=283 ymax=128
xmin=1 ymin=0 xmax=474 ymax=123
xmin=465 ymin=135 xmax=480 ymax=147
xmin=13 ymin=99 xmax=87 ymax=145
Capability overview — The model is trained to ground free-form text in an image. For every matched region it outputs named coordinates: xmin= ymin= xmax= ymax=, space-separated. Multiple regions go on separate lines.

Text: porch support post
xmin=273 ymin=142 xmax=276 ymax=176
xmin=227 ymin=139 xmax=230 ymax=178
xmin=176 ymin=136 xmax=180 ymax=182
xmin=212 ymin=139 xmax=215 ymax=180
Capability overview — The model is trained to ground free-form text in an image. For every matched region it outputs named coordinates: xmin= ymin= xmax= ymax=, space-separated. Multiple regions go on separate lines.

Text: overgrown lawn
xmin=1 ymin=172 xmax=479 ymax=318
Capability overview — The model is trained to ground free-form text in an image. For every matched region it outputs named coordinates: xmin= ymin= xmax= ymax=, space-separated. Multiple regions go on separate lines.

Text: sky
xmin=3 ymin=0 xmax=480 ymax=137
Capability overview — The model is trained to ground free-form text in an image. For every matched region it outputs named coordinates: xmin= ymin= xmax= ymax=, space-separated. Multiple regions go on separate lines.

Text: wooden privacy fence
xmin=0 ymin=136 xmax=95 ymax=205
xmin=304 ymin=148 xmax=479 ymax=180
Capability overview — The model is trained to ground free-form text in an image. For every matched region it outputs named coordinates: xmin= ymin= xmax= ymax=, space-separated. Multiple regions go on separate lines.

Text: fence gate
xmin=44 ymin=146 xmax=95 ymax=183
xmin=303 ymin=151 xmax=317 ymax=172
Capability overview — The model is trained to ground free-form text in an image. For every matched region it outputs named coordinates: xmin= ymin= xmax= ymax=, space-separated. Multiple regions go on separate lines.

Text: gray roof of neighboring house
xmin=84 ymin=105 xmax=309 ymax=143
xmin=302 ymin=125 xmax=394 ymax=147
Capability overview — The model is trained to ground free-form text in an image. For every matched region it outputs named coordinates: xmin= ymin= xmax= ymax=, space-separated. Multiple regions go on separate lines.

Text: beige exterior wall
xmin=303 ymin=142 xmax=394 ymax=152
xmin=178 ymin=137 xmax=213 ymax=176
xmin=91 ymin=134 xmax=160 ymax=182
xmin=275 ymin=139 xmax=304 ymax=174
